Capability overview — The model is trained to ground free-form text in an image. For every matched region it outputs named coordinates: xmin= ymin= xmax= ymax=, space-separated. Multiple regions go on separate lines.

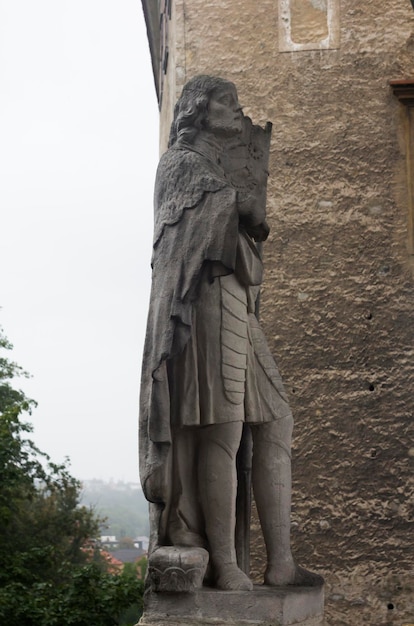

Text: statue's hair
xmin=168 ymin=75 xmax=235 ymax=148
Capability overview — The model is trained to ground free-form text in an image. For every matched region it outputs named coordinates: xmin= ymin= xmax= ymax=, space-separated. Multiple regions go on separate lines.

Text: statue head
xmin=168 ymin=75 xmax=243 ymax=147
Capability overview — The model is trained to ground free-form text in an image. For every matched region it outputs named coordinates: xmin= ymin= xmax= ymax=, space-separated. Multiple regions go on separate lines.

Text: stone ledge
xmin=139 ymin=584 xmax=324 ymax=626
xmin=390 ymin=78 xmax=414 ymax=107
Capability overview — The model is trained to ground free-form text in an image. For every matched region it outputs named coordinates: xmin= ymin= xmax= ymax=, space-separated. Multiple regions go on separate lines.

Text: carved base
xmin=147 ymin=546 xmax=209 ymax=593
xmin=139 ymin=584 xmax=324 ymax=626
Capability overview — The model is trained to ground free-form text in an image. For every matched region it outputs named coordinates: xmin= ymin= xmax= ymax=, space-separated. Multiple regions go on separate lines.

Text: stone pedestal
xmin=147 ymin=546 xmax=210 ymax=593
xmin=139 ymin=584 xmax=324 ymax=626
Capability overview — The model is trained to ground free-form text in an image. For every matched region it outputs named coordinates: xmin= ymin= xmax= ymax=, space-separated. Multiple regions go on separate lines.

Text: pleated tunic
xmin=168 ymin=230 xmax=292 ymax=428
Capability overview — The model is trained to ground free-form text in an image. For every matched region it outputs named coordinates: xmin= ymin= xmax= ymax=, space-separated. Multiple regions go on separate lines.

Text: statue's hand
xmin=237 ymin=189 xmax=269 ymax=241
xmin=244 ymin=220 xmax=269 ymax=242
xmin=237 ymin=188 xmax=266 ymax=221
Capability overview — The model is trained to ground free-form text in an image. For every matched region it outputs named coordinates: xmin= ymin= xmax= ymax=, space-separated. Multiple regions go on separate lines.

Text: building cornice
xmin=141 ymin=0 xmax=160 ymax=101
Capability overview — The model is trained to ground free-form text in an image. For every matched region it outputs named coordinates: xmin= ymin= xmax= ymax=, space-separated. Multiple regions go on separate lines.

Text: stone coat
xmin=139 ymin=142 xmax=291 ymax=547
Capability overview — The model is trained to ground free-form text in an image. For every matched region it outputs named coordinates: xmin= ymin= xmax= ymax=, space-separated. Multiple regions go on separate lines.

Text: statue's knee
xmin=200 ymin=422 xmax=243 ymax=459
xmin=252 ymin=415 xmax=293 ymax=450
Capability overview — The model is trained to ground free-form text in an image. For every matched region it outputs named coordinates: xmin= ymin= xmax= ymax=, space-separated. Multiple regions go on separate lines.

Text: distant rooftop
xmin=109 ymin=548 xmax=146 ymax=563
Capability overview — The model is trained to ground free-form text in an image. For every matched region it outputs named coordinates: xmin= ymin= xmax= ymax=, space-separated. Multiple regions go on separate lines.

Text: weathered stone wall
xmin=160 ymin=1 xmax=414 ymax=623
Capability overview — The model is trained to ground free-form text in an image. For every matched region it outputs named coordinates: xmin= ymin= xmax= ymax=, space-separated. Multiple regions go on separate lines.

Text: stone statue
xmin=139 ymin=75 xmax=323 ymax=595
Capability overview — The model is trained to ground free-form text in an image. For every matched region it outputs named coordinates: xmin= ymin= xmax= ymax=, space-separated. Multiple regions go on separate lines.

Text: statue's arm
xmin=236 ymin=187 xmax=269 ymax=242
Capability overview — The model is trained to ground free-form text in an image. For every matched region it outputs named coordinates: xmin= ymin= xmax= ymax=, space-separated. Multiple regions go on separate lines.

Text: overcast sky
xmin=0 ymin=0 xmax=159 ymax=483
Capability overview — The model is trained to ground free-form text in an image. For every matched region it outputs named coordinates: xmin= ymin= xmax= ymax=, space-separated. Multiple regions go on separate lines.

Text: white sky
xmin=0 ymin=0 xmax=159 ymax=483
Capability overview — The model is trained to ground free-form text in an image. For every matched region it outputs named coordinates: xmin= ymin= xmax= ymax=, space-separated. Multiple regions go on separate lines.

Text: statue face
xmin=206 ymin=85 xmax=243 ymax=136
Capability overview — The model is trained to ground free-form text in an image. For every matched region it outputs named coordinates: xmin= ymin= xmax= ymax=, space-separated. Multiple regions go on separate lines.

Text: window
xmin=159 ymin=0 xmax=171 ymax=105
xmin=390 ymin=80 xmax=414 ymax=254
xmin=278 ymin=0 xmax=340 ymax=52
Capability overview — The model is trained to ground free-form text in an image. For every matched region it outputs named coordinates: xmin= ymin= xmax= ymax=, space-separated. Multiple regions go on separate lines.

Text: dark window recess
xmin=390 ymin=79 xmax=414 ymax=254
xmin=159 ymin=0 xmax=171 ymax=106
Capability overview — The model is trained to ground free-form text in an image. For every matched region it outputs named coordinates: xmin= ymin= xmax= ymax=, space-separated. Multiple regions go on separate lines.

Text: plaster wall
xmin=158 ymin=1 xmax=414 ymax=624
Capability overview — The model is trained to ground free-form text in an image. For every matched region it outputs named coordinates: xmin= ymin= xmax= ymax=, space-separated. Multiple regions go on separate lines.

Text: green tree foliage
xmin=1 ymin=563 xmax=144 ymax=626
xmin=0 ymin=327 xmax=98 ymax=588
xmin=0 ymin=328 xmax=144 ymax=626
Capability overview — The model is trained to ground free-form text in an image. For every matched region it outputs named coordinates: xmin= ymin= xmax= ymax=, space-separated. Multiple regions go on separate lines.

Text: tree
xmin=0 ymin=327 xmax=144 ymax=626
xmin=0 ymin=326 xmax=99 ymax=587
xmin=118 ymin=536 xmax=136 ymax=550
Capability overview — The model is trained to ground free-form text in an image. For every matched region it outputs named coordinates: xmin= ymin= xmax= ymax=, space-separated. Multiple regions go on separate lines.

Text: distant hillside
xmin=80 ymin=479 xmax=149 ymax=538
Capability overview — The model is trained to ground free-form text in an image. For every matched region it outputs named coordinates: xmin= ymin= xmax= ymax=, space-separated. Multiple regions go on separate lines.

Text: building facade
xmin=141 ymin=1 xmax=414 ymax=623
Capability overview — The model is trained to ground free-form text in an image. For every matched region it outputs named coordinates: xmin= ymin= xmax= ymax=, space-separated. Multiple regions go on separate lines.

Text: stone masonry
xmin=142 ymin=1 xmax=414 ymax=623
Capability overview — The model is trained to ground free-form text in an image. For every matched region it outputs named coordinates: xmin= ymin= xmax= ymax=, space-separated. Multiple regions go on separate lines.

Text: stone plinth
xmin=139 ymin=584 xmax=324 ymax=626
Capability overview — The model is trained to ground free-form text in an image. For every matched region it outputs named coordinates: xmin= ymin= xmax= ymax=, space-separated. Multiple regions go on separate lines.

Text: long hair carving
xmin=168 ymin=75 xmax=235 ymax=147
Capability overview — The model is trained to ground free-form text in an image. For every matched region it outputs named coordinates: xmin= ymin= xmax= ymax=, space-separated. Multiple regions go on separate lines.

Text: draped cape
xmin=139 ymin=146 xmax=241 ymax=512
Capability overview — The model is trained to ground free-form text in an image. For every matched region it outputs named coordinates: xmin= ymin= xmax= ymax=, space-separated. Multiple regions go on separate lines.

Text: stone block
xmin=139 ymin=584 xmax=324 ymax=625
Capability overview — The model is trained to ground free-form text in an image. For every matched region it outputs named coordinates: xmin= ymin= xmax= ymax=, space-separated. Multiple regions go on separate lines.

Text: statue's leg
xmin=251 ymin=419 xmax=323 ymax=586
xmin=167 ymin=426 xmax=206 ymax=548
xmin=251 ymin=418 xmax=294 ymax=584
xmin=198 ymin=421 xmax=253 ymax=591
